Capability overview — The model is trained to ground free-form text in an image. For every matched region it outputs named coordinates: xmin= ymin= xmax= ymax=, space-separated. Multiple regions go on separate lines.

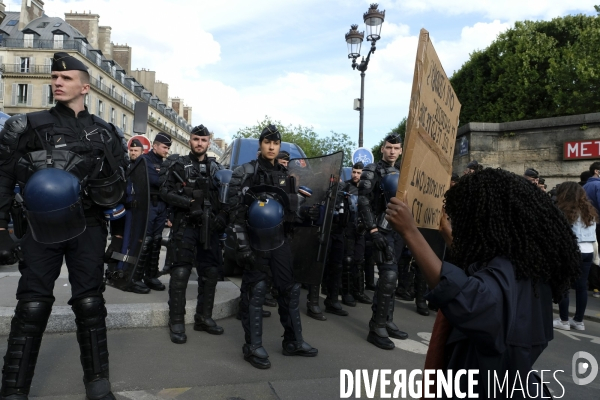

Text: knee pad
xmin=249 ymin=280 xmax=267 ymax=307
xmin=343 ymin=256 xmax=353 ymax=266
xmin=170 ymin=267 xmax=191 ymax=290
xmin=72 ymin=296 xmax=107 ymax=327
xmin=378 ymin=270 xmax=398 ymax=293
xmin=204 ymin=266 xmax=219 ymax=280
xmin=284 ymin=283 xmax=301 ymax=305
xmin=153 ymin=234 xmax=162 ymax=243
xmin=142 ymin=236 xmax=153 ymax=252
xmin=14 ymin=300 xmax=53 ymax=330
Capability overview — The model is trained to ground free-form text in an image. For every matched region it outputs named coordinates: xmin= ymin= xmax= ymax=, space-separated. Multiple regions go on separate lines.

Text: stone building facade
xmin=0 ymin=0 xmax=194 ymax=156
xmin=453 ymin=112 xmax=600 ymax=189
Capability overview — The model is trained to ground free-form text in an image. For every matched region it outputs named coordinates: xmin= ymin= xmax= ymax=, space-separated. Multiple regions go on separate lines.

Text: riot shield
xmin=288 ymin=151 xmax=344 ymax=285
xmin=106 ymin=157 xmax=150 ymax=289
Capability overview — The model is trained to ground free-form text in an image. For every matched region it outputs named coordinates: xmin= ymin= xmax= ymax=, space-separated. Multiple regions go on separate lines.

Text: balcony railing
xmin=0 ymin=38 xmax=192 ymax=133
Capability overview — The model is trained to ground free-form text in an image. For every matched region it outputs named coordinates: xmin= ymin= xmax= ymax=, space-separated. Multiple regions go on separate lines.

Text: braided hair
xmin=444 ymin=168 xmax=580 ymax=302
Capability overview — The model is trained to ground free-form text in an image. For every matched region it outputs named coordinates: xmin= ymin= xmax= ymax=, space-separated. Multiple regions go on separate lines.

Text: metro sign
xmin=563 ymin=140 xmax=600 ymax=160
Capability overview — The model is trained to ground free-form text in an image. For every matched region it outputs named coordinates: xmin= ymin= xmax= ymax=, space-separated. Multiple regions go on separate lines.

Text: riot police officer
xmin=137 ymin=132 xmax=171 ymax=293
xmin=128 ymin=138 xmax=143 ymax=162
xmin=0 ymin=53 xmax=126 ymax=400
xmin=160 ymin=124 xmax=227 ymax=344
xmin=358 ymin=133 xmax=409 ymax=350
xmin=229 ymin=125 xmax=318 ymax=369
xmin=344 ymin=162 xmax=371 ymax=305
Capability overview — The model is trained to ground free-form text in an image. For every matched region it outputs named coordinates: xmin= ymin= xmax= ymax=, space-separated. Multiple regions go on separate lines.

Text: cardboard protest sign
xmin=398 ymin=28 xmax=461 ymax=229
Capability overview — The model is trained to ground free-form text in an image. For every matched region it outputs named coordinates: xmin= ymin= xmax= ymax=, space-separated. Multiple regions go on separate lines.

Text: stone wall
xmin=453 ymin=113 xmax=600 ymax=189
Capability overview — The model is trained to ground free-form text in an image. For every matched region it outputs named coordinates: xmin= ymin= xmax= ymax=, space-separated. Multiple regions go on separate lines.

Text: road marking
xmin=391 ymin=338 xmax=429 ymax=354
xmin=118 ymin=391 xmax=164 ymax=400
xmin=554 ymin=330 xmax=600 ymax=344
xmin=157 ymin=388 xmax=192 ymax=398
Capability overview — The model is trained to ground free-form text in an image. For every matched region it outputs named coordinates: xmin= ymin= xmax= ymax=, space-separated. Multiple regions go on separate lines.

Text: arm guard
xmin=159 ymin=156 xmax=193 ymax=209
xmin=0 ymin=115 xmax=27 ymax=160
xmin=357 ymin=163 xmax=377 ymax=196
xmin=358 ymin=195 xmax=377 ymax=231
xmin=231 ymin=223 xmax=251 ymax=251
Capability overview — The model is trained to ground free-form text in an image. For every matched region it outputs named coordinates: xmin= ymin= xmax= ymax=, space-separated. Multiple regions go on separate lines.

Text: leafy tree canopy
xmin=450 ymin=13 xmax=600 ymax=124
xmin=370 ymin=117 xmax=407 ymax=164
xmin=234 ymin=116 xmax=356 ymax=166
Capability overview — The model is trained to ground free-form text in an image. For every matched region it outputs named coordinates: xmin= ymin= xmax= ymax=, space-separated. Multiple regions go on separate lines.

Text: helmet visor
xmin=26 ymin=201 xmax=86 ymax=244
xmin=247 ymin=222 xmax=285 ymax=251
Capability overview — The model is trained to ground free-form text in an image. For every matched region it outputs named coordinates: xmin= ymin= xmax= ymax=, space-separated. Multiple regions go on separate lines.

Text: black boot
xmin=352 ymin=260 xmax=372 ymax=304
xmin=1 ymin=300 xmax=53 ymax=399
xmin=194 ymin=267 xmax=224 ymax=335
xmin=144 ymin=235 xmax=166 ymax=291
xmin=72 ymin=297 xmax=116 ymax=400
xmin=367 ymin=270 xmax=396 ymax=350
xmin=341 ymin=258 xmax=356 ymax=307
xmin=364 ymin=259 xmax=376 ymax=291
xmin=282 ymin=284 xmax=318 ymax=357
xmin=386 ymin=297 xmax=408 ymax=340
xmin=126 ymin=265 xmax=150 ymax=294
xmin=168 ymin=267 xmax=190 ymax=344
xmin=263 ymin=276 xmax=277 ymax=307
xmin=242 ymin=281 xmax=270 ymax=369
xmin=414 ymin=265 xmax=430 ymax=316
xmin=395 ymin=255 xmax=415 ymax=301
xmin=324 ymin=263 xmax=347 ymax=316
xmin=306 ymin=284 xmax=326 ymax=321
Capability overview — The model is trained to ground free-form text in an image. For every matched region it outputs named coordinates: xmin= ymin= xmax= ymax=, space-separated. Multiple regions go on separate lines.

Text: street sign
xmin=352 ymin=147 xmax=374 ymax=165
xmin=563 ymin=139 xmax=600 ymax=160
xmin=128 ymin=135 xmax=151 ymax=154
xmin=458 ymin=136 xmax=469 ymax=156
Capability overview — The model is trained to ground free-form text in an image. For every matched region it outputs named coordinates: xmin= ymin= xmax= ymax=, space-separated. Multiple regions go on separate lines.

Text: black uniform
xmin=139 ymin=147 xmax=169 ymax=291
xmin=160 ymin=152 xmax=226 ymax=343
xmin=358 ymin=159 xmax=409 ymax=349
xmin=0 ymin=94 xmax=126 ymax=399
xmin=229 ymin=151 xmax=318 ymax=369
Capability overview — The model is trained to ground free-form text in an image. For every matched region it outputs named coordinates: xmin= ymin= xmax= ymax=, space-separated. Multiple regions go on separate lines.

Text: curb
xmin=0 ymin=282 xmax=240 ymax=335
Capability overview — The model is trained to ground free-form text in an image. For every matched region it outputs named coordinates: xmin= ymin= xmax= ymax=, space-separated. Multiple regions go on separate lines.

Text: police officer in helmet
xmin=0 ymin=52 xmax=127 ymax=400
xmin=160 ymin=124 xmax=228 ymax=343
xmin=134 ymin=132 xmax=172 ymax=294
xmin=229 ymin=124 xmax=318 ymax=369
xmin=358 ymin=133 xmax=409 ymax=350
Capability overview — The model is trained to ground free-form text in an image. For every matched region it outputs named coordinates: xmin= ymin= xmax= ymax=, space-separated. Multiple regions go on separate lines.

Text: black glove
xmin=189 ymin=190 xmax=204 ymax=221
xmin=104 ymin=236 xmax=123 ymax=263
xmin=0 ymin=229 xmax=16 ymax=265
xmin=211 ymin=212 xmax=228 ymax=233
xmin=237 ymin=247 xmax=256 ymax=269
xmin=307 ymin=205 xmax=321 ymax=221
xmin=370 ymin=230 xmax=387 ymax=250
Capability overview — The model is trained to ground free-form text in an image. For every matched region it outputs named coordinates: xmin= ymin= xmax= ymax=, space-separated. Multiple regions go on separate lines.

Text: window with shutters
xmin=110 ymin=107 xmax=116 ymax=124
xmin=42 ymin=84 xmax=54 ymax=107
xmin=23 ymin=34 xmax=34 ymax=48
xmin=17 ymin=84 xmax=28 ymax=104
xmin=85 ymin=94 xmax=90 ymax=108
xmin=98 ymin=100 xmax=104 ymax=119
xmin=44 ymin=57 xmax=52 ymax=73
xmin=122 ymin=114 xmax=127 ymax=132
xmin=53 ymin=34 xmax=63 ymax=49
xmin=20 ymin=57 xmax=30 ymax=73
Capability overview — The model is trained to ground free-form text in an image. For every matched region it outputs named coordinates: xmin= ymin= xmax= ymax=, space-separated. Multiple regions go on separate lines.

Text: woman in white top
xmin=555 ymin=181 xmax=597 ymax=331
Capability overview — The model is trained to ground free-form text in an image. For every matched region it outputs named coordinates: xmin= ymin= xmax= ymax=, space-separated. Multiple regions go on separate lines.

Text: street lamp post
xmin=345 ymin=3 xmax=385 ymax=148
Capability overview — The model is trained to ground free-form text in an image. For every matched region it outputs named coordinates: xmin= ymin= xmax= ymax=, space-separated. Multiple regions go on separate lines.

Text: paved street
xmin=0 ymin=283 xmax=599 ymax=400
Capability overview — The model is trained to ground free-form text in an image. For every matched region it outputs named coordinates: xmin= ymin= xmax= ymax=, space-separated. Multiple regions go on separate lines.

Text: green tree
xmin=234 ymin=116 xmax=356 ymax=166
xmin=450 ymin=14 xmax=600 ymax=124
xmin=370 ymin=118 xmax=407 ymax=164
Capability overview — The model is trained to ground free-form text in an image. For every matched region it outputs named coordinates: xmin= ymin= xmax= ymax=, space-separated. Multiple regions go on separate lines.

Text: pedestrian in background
xmin=554 ymin=181 xmax=597 ymax=331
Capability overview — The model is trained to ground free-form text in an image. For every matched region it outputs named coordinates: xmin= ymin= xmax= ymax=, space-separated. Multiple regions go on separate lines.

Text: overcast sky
xmin=6 ymin=0 xmax=597 ymax=149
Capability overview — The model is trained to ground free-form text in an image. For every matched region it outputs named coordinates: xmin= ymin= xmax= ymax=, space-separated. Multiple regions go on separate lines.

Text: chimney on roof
xmin=19 ymin=0 xmax=44 ymax=31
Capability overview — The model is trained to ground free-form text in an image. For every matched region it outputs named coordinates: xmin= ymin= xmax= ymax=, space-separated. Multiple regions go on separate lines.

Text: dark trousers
xmin=16 ymin=225 xmax=108 ymax=304
xmin=172 ymin=226 xmax=222 ymax=272
xmin=147 ymin=200 xmax=168 ymax=237
xmin=559 ymin=252 xmax=593 ymax=322
xmin=240 ymin=241 xmax=297 ymax=340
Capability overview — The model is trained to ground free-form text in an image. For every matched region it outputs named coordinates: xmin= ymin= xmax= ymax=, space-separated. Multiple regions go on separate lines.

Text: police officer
xmin=229 ymin=125 xmax=318 ymax=369
xmin=276 ymin=150 xmax=290 ymax=168
xmin=345 ymin=162 xmax=371 ymax=305
xmin=358 ymin=133 xmax=409 ymax=350
xmin=128 ymin=138 xmax=143 ymax=162
xmin=160 ymin=124 xmax=226 ymax=344
xmin=137 ymin=132 xmax=171 ymax=293
xmin=0 ymin=52 xmax=126 ymax=400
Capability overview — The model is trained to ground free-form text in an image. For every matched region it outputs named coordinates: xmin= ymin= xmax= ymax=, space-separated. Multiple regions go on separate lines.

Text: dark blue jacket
xmin=142 ymin=150 xmax=164 ymax=193
xmin=426 ymin=257 xmax=553 ymax=398
xmin=583 ymin=177 xmax=600 ymax=214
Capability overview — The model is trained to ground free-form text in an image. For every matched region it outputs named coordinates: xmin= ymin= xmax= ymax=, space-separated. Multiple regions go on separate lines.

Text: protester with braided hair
xmin=385 ymin=168 xmax=580 ymax=398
